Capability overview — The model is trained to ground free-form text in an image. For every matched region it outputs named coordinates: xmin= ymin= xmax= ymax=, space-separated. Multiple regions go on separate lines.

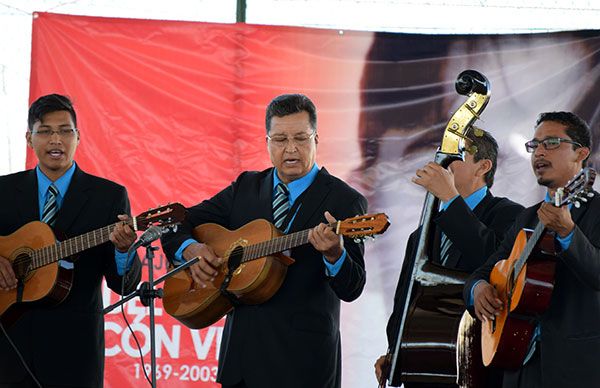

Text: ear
xmin=314 ymin=133 xmax=319 ymax=146
xmin=476 ymin=158 xmax=492 ymax=178
xmin=576 ymin=146 xmax=590 ymax=165
xmin=25 ymin=131 xmax=33 ymax=148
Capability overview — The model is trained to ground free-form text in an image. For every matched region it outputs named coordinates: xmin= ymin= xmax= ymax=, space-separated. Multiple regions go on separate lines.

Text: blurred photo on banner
xmin=27 ymin=12 xmax=600 ymax=387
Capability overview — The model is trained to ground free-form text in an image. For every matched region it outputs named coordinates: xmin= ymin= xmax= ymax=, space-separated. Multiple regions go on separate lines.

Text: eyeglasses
xmin=524 ymin=137 xmax=582 ymax=153
xmin=31 ymin=128 xmax=78 ymax=139
xmin=267 ymin=131 xmax=316 ymax=147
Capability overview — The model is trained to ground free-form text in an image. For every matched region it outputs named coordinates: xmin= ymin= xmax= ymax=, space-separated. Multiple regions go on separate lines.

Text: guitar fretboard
xmin=30 ymin=222 xmax=122 ymax=270
xmin=241 ymin=229 xmax=312 ymax=262
xmin=512 ymin=221 xmax=545 ymax=282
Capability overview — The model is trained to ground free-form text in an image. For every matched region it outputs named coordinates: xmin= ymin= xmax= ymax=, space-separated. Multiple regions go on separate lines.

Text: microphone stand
xmin=104 ymin=243 xmax=199 ymax=388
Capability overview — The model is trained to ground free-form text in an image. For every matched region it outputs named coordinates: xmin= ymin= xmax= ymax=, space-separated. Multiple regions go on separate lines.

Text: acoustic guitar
xmin=163 ymin=213 xmax=390 ymax=329
xmin=0 ymin=203 xmax=186 ymax=325
xmin=481 ymin=168 xmax=596 ymax=369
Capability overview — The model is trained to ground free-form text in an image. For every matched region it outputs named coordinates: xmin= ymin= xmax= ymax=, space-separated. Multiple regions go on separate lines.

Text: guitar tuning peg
xmin=588 ymin=192 xmax=595 ymax=197
xmin=574 ymin=201 xmax=581 ymax=208
xmin=353 ymin=237 xmax=363 ymax=243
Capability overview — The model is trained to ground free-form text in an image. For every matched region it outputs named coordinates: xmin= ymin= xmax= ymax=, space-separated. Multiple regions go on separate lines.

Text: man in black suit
xmin=466 ymin=112 xmax=600 ymax=387
xmin=0 ymin=94 xmax=142 ymax=387
xmin=375 ymin=129 xmax=524 ymax=385
xmin=161 ymin=93 xmax=367 ymax=388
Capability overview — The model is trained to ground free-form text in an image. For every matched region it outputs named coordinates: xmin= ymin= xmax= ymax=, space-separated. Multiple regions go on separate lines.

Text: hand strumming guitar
xmin=182 ymin=242 xmax=223 ymax=288
xmin=0 ymin=256 xmax=16 ymax=291
xmin=473 ymin=281 xmax=503 ymax=322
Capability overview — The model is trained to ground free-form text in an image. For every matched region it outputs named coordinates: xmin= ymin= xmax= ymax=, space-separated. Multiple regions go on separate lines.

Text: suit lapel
xmin=260 ymin=169 xmax=276 ymax=224
xmin=568 ymin=190 xmax=595 ymax=225
xmin=54 ymin=166 xmax=90 ymax=234
xmin=15 ymin=169 xmax=40 ymax=223
xmin=287 ymin=168 xmax=332 ymax=232
xmin=443 ymin=191 xmax=492 ymax=268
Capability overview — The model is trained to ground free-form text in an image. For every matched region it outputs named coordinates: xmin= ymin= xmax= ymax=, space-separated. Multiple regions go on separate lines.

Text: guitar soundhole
xmin=13 ymin=252 xmax=33 ymax=280
xmin=227 ymin=245 xmax=245 ymax=276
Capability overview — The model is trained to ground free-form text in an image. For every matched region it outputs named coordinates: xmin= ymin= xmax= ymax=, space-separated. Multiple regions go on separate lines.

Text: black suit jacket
xmin=162 ymin=167 xmax=367 ymax=388
xmin=464 ymin=192 xmax=600 ymax=387
xmin=386 ymin=191 xmax=523 ymax=348
xmin=0 ymin=166 xmax=142 ymax=387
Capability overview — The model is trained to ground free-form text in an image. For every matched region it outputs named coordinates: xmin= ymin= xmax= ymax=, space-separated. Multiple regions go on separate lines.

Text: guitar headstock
xmin=133 ymin=203 xmax=187 ymax=231
xmin=335 ymin=213 xmax=390 ymax=241
xmin=556 ymin=167 xmax=596 ymax=208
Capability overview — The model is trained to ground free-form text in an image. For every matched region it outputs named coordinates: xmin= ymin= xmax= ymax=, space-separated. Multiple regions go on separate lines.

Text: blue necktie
xmin=41 ymin=184 xmax=59 ymax=227
xmin=273 ymin=183 xmax=290 ymax=230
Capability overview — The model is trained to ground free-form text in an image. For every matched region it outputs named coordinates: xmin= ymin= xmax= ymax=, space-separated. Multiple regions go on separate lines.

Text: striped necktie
xmin=439 ymin=232 xmax=452 ymax=266
xmin=273 ymin=183 xmax=290 ymax=230
xmin=41 ymin=184 xmax=59 ymax=227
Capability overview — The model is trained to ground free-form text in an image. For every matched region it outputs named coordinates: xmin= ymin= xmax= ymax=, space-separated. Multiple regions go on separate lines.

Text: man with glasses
xmin=465 ymin=111 xmax=600 ymax=387
xmin=161 ymin=93 xmax=367 ymax=388
xmin=0 ymin=94 xmax=142 ymax=387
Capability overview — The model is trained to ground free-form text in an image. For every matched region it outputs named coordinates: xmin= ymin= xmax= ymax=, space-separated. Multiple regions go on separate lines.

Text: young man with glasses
xmin=465 ymin=111 xmax=600 ymax=387
xmin=161 ymin=93 xmax=368 ymax=388
xmin=0 ymin=94 xmax=142 ymax=387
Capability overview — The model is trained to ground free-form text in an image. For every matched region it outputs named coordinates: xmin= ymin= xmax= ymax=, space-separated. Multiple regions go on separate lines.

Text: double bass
xmin=381 ymin=70 xmax=491 ymax=387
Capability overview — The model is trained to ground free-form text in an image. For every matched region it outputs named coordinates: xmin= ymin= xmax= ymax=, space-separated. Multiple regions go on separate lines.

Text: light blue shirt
xmin=36 ymin=163 xmax=131 ymax=275
xmin=440 ymin=185 xmax=488 ymax=212
xmin=175 ymin=163 xmax=347 ymax=276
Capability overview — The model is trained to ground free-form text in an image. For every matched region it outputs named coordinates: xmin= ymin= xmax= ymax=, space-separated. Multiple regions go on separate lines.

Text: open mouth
xmin=48 ymin=149 xmax=65 ymax=159
xmin=534 ymin=159 xmax=551 ymax=173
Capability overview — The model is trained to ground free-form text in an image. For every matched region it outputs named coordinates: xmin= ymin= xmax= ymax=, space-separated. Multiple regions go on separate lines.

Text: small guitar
xmin=482 ymin=168 xmax=596 ymax=368
xmin=163 ymin=213 xmax=390 ymax=329
xmin=0 ymin=203 xmax=186 ymax=325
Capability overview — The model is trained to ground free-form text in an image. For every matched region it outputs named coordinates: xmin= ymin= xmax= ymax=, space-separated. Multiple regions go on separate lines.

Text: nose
xmin=284 ymin=140 xmax=298 ymax=152
xmin=49 ymin=131 xmax=63 ymax=144
xmin=533 ymin=144 xmax=545 ymax=158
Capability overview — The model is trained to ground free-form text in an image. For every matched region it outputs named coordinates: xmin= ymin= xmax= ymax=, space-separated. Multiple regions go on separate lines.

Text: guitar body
xmin=163 ymin=219 xmax=295 ymax=329
xmin=0 ymin=221 xmax=73 ymax=325
xmin=482 ymin=228 xmax=557 ymax=369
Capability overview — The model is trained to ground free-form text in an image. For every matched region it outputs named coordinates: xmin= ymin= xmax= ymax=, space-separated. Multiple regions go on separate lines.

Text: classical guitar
xmin=163 ymin=213 xmax=390 ymax=329
xmin=482 ymin=168 xmax=596 ymax=369
xmin=0 ymin=203 xmax=186 ymax=325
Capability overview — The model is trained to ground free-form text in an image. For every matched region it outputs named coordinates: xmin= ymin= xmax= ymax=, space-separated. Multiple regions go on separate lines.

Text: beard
xmin=536 ymin=175 xmax=553 ymax=187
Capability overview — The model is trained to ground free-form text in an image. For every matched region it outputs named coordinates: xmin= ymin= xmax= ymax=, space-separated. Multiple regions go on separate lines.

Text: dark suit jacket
xmin=464 ymin=192 xmax=600 ymax=387
xmin=387 ymin=192 xmax=523 ymax=349
xmin=0 ymin=166 xmax=142 ymax=387
xmin=162 ymin=167 xmax=367 ymax=388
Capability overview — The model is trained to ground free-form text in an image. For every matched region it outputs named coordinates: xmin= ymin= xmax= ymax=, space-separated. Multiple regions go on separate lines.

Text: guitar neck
xmin=31 ymin=222 xmax=121 ymax=270
xmin=512 ymin=221 xmax=545 ymax=281
xmin=241 ymin=228 xmax=312 ymax=263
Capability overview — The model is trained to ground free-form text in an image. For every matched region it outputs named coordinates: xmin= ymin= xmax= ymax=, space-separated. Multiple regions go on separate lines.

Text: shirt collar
xmin=464 ymin=185 xmax=488 ymax=210
xmin=273 ymin=163 xmax=319 ymax=204
xmin=36 ymin=162 xmax=77 ymax=199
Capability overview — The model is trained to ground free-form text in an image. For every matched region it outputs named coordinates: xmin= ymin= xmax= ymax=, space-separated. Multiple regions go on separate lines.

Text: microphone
xmin=130 ymin=225 xmax=164 ymax=250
